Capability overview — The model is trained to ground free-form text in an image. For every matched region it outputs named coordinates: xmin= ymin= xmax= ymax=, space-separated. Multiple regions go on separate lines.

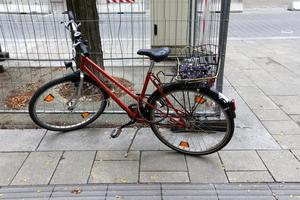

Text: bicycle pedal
xmin=110 ymin=128 xmax=122 ymax=138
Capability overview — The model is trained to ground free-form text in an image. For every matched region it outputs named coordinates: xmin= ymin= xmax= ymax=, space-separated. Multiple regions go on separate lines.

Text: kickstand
xmin=124 ymin=127 xmax=142 ymax=158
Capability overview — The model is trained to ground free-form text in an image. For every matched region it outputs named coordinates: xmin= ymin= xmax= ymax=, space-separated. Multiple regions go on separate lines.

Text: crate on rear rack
xmin=175 ymin=44 xmax=219 ymax=82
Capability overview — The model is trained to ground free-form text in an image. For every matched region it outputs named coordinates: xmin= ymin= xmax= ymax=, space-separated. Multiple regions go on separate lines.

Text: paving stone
xmin=270 ymin=190 xmax=300 ymax=196
xmin=252 ymin=109 xmax=290 ymax=121
xmin=270 ymin=96 xmax=300 ymax=115
xmin=51 ymin=197 xmax=104 ymax=200
xmin=258 ymin=151 xmax=300 ymax=182
xmin=219 ymin=151 xmax=266 ymax=171
xmin=108 ymin=184 xmax=160 ymax=191
xmin=215 ymin=183 xmax=269 ymax=190
xmin=268 ymin=183 xmax=300 ymax=190
xmin=163 ymin=197 xmax=218 ymax=200
xmin=50 ymin=151 xmax=96 ymax=184
xmin=54 ymin=185 xmax=107 ymax=192
xmin=186 ymin=154 xmax=228 ymax=183
xmin=162 ymin=188 xmax=216 ymax=196
xmin=226 ymin=171 xmax=274 ymax=183
xmin=292 ymin=150 xmax=300 ymax=160
xmin=240 ymin=95 xmax=279 ymax=110
xmin=162 ymin=184 xmax=214 ymax=190
xmin=11 ymin=152 xmax=62 ymax=185
xmin=131 ymin=128 xmax=171 ymax=151
xmin=51 ymin=185 xmax=107 ymax=199
xmin=107 ymin=184 xmax=161 ymax=199
xmin=38 ymin=128 xmax=169 ymax=151
xmin=0 ymin=153 xmax=28 ymax=186
xmin=0 ymin=129 xmax=45 ymax=151
xmin=216 ymin=189 xmax=273 ymax=196
xmin=235 ymin=86 xmax=265 ymax=96
xmin=51 ymin=191 xmax=106 ymax=197
xmin=139 ymin=172 xmax=189 ymax=183
xmin=262 ymin=121 xmax=300 ymax=135
xmin=38 ymin=128 xmax=129 ymax=151
xmin=89 ymin=161 xmax=139 ymax=183
xmin=0 ymin=185 xmax=54 ymax=193
xmin=218 ymin=196 xmax=275 ymax=200
xmin=222 ymin=86 xmax=281 ymax=150
xmin=162 ymin=185 xmax=218 ymax=199
xmin=273 ymin=135 xmax=300 ymax=149
xmin=106 ymin=197 xmax=160 ymax=200
xmin=273 ymin=196 xmax=300 ymax=200
xmin=234 ymin=86 xmax=278 ymax=110
xmin=0 ymin=191 xmax=51 ymax=199
xmin=291 ymin=115 xmax=300 ymax=126
xmin=96 ymin=151 xmax=139 ymax=161
xmin=141 ymin=151 xmax=186 ymax=171
xmin=225 ymin=76 xmax=255 ymax=87
xmin=258 ymin=83 xmax=299 ymax=96
xmin=107 ymin=189 xmax=161 ymax=196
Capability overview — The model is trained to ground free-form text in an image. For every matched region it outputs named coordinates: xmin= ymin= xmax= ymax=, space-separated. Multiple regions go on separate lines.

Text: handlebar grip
xmin=77 ymin=41 xmax=89 ymax=56
xmin=68 ymin=11 xmax=75 ymax=21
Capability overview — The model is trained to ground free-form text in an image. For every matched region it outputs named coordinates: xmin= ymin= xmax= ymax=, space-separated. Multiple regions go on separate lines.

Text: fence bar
xmin=216 ymin=0 xmax=231 ymax=92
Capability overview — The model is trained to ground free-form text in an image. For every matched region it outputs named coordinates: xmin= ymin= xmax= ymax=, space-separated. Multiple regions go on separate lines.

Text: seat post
xmin=149 ymin=60 xmax=155 ymax=72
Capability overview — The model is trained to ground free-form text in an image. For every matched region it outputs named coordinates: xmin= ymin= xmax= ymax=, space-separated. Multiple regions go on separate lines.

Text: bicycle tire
xmin=147 ymin=83 xmax=234 ymax=155
xmin=29 ymin=73 xmax=108 ymax=131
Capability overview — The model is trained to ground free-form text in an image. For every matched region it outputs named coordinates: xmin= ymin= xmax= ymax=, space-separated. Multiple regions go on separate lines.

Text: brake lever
xmin=61 ymin=21 xmax=71 ymax=31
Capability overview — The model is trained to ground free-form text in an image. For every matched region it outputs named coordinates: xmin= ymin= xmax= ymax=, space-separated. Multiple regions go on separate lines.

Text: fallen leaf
xmin=115 ymin=195 xmax=122 ymax=199
xmin=71 ymin=188 xmax=81 ymax=194
xmin=120 ymin=178 xmax=128 ymax=183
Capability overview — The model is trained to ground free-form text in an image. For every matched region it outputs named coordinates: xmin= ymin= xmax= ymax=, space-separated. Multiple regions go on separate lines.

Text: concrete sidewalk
xmin=0 ymin=126 xmax=299 ymax=186
xmin=1 ymin=38 xmax=300 ymax=186
xmin=1 ymin=183 xmax=300 ymax=200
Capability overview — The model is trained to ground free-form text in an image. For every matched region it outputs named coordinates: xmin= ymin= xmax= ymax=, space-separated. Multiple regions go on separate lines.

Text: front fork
xmin=67 ymin=71 xmax=85 ymax=111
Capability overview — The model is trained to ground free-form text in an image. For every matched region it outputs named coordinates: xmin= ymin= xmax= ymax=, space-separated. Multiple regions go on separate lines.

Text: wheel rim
xmin=150 ymin=89 xmax=232 ymax=154
xmin=32 ymin=79 xmax=106 ymax=130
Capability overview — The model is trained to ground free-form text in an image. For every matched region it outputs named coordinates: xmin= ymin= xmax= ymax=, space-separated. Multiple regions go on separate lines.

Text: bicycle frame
xmin=80 ymin=55 xmax=183 ymax=124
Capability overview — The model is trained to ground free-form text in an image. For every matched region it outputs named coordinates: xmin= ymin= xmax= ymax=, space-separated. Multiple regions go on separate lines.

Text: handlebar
xmin=62 ymin=11 xmax=89 ymax=57
xmin=67 ymin=11 xmax=74 ymax=21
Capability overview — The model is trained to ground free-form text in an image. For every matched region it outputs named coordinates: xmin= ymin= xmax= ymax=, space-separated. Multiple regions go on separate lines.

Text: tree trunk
xmin=66 ymin=0 xmax=104 ymax=69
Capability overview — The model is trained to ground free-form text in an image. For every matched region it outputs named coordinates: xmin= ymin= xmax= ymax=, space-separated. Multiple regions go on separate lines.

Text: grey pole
xmin=0 ymin=44 xmax=9 ymax=73
xmin=216 ymin=0 xmax=231 ymax=92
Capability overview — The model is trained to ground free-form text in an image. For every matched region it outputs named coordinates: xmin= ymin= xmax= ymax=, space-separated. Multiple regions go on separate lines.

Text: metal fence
xmin=0 ymin=0 xmax=230 ymax=113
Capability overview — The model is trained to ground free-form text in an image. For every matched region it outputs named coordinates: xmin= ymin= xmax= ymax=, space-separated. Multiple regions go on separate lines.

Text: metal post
xmin=0 ymin=44 xmax=9 ymax=73
xmin=216 ymin=0 xmax=231 ymax=92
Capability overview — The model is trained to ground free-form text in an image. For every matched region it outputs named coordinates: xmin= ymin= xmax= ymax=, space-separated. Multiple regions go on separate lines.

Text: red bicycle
xmin=29 ymin=11 xmax=236 ymax=155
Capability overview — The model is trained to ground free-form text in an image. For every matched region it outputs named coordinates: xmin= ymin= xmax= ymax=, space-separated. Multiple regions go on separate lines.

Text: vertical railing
xmin=217 ymin=0 xmax=231 ymax=92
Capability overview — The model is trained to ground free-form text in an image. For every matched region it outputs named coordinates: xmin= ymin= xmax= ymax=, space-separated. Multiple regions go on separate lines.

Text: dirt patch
xmin=58 ymin=76 xmax=134 ymax=101
xmin=4 ymin=80 xmax=44 ymax=110
xmin=111 ymin=76 xmax=134 ymax=97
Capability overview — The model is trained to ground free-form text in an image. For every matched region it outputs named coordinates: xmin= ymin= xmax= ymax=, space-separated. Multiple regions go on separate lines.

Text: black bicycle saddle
xmin=137 ymin=47 xmax=171 ymax=62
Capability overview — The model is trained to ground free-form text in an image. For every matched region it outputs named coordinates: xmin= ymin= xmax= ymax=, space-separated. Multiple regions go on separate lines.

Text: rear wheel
xmin=148 ymin=83 xmax=234 ymax=155
xmin=29 ymin=74 xmax=107 ymax=131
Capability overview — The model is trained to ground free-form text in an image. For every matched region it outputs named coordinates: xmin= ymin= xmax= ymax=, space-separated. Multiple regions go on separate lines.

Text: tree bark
xmin=66 ymin=0 xmax=104 ymax=69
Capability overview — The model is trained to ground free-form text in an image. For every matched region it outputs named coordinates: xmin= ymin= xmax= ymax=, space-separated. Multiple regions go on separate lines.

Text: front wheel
xmin=29 ymin=73 xmax=108 ymax=131
xmin=148 ymin=83 xmax=235 ymax=155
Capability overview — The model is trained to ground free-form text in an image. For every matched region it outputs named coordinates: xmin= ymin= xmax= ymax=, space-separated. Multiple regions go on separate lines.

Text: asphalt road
xmin=0 ymin=13 xmax=150 ymax=41
xmin=1 ymin=10 xmax=300 ymax=42
xmin=228 ymin=10 xmax=300 ymax=39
